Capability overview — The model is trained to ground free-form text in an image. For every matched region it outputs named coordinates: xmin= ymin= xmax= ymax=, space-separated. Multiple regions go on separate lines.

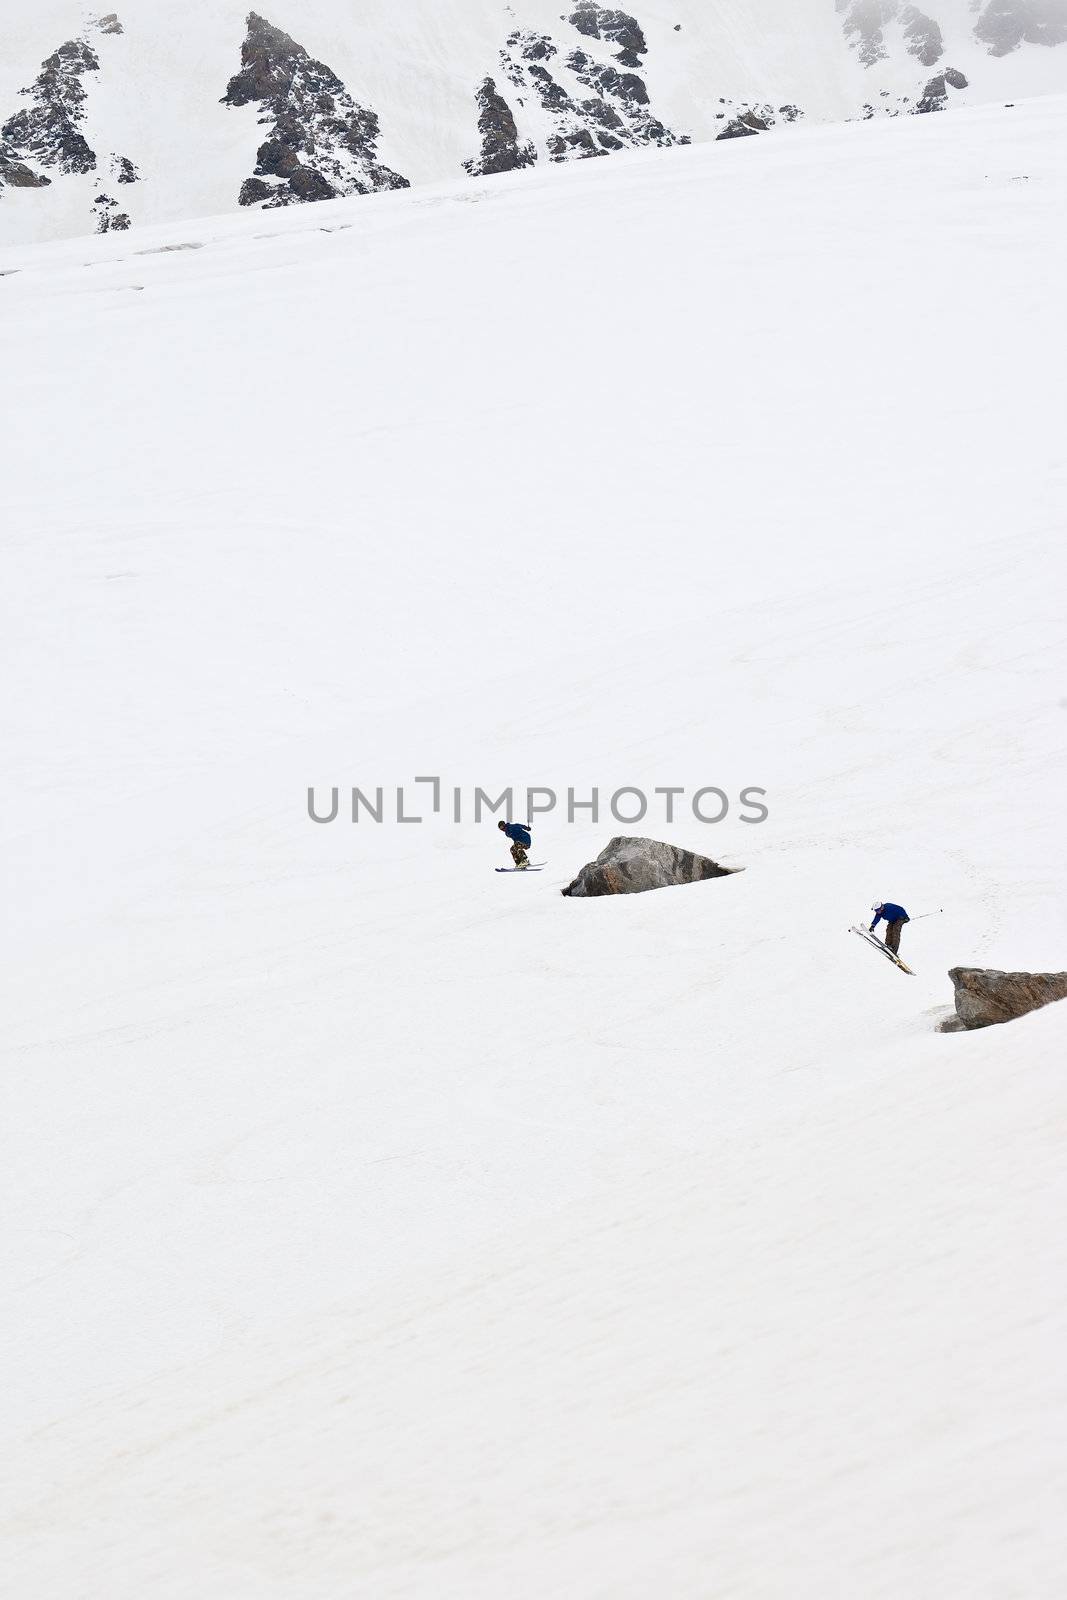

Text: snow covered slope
xmin=2 ymin=96 xmax=1067 ymax=1596
xmin=1 ymin=0 xmax=1066 ymax=241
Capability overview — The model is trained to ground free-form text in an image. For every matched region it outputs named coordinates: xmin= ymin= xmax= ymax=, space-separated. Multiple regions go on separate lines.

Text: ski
xmin=496 ymin=863 xmax=546 ymax=873
xmin=849 ymin=925 xmax=914 ymax=975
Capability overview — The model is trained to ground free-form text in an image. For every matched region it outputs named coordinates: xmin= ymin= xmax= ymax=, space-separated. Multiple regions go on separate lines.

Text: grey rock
xmin=561 ymin=836 xmax=739 ymax=898
xmin=900 ymin=5 xmax=944 ymax=64
xmin=567 ymin=4 xmax=648 ymax=67
xmin=947 ymin=966 xmax=1067 ymax=1029
xmin=975 ymin=0 xmax=1067 ymax=55
xmin=838 ymin=0 xmax=900 ymax=68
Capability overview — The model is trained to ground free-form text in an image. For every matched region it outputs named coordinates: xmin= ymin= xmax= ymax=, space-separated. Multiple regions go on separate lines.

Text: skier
xmin=870 ymin=900 xmax=910 ymax=956
xmin=498 ymin=818 xmax=532 ymax=870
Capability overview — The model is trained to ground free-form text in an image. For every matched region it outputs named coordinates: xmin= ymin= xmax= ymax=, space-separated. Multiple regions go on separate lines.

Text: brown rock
xmin=947 ymin=966 xmax=1067 ymax=1029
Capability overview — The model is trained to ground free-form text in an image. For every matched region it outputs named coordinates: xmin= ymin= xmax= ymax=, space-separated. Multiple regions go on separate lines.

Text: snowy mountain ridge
xmin=1 ymin=0 xmax=1065 ymax=241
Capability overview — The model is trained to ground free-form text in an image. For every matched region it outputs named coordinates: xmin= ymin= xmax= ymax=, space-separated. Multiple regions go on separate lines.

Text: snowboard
xmin=850 ymin=924 xmax=914 ymax=975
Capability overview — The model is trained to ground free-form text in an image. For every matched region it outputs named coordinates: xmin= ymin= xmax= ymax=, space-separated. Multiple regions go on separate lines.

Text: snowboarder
xmin=498 ymin=819 xmax=532 ymax=870
xmin=870 ymin=901 xmax=910 ymax=956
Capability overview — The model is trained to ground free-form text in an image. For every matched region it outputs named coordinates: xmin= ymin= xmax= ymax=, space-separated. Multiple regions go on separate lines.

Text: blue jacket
xmin=503 ymin=822 xmax=532 ymax=846
xmin=871 ymin=902 xmax=909 ymax=929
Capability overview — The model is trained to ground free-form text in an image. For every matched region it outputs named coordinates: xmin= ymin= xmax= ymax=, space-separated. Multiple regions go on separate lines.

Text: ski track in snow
xmin=1 ymin=95 xmax=1067 ymax=1597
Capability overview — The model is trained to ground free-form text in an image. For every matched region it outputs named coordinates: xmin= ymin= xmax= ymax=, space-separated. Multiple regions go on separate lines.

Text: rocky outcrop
xmin=0 ymin=137 xmax=49 ymax=191
xmin=222 ymin=12 xmax=408 ymax=207
xmin=464 ymin=77 xmax=536 ymax=175
xmin=714 ymin=101 xmax=802 ymax=140
xmin=478 ymin=23 xmax=686 ymax=171
xmin=974 ymin=0 xmax=1067 ymax=55
xmin=567 ymin=4 xmax=648 ymax=68
xmin=838 ymin=0 xmax=898 ymax=67
xmin=714 ymin=102 xmax=803 ymax=140
xmin=915 ymin=66 xmax=969 ymax=111
xmin=838 ymin=1 xmax=943 ymax=67
xmin=561 ymin=836 xmax=739 ymax=898
xmin=93 ymin=192 xmax=131 ymax=231
xmin=901 ymin=6 xmax=944 ymax=65
xmin=0 ymin=19 xmax=136 ymax=208
xmin=947 ymin=966 xmax=1067 ymax=1029
xmin=2 ymin=38 xmax=100 ymax=176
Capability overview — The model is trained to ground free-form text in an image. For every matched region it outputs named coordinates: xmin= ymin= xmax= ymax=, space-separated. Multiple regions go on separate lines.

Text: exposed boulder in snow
xmin=947 ymin=966 xmax=1067 ymax=1029
xmin=974 ymin=0 xmax=1067 ymax=56
xmin=465 ymin=78 xmax=536 ymax=175
xmin=561 ymin=836 xmax=738 ymax=897
xmin=222 ymin=12 xmax=408 ymax=208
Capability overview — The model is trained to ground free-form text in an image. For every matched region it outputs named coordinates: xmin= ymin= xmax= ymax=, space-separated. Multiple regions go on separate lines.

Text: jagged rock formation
xmin=467 ymin=20 xmax=686 ymax=174
xmin=567 ymin=4 xmax=648 ymax=68
xmin=0 ymin=18 xmax=137 ymax=210
xmin=561 ymin=836 xmax=738 ymax=898
xmin=464 ymin=78 xmax=536 ymax=175
xmin=946 ymin=966 xmax=1067 ymax=1029
xmin=2 ymin=39 xmax=100 ymax=177
xmin=915 ymin=65 xmax=969 ymax=110
xmin=838 ymin=1 xmax=945 ymax=66
xmin=222 ymin=12 xmax=408 ymax=207
xmin=974 ymin=0 xmax=1067 ymax=54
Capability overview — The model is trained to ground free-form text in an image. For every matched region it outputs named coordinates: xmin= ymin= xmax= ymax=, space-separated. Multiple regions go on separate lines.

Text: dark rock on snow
xmin=222 ymin=11 xmax=408 ymax=207
xmin=567 ymin=4 xmax=648 ymax=68
xmin=947 ymin=966 xmax=1067 ymax=1029
xmin=0 ymin=137 xmax=50 ymax=190
xmin=562 ymin=836 xmax=739 ymax=898
xmin=2 ymin=38 xmax=100 ymax=177
xmin=465 ymin=77 xmax=537 ymax=176
xmin=915 ymin=67 xmax=968 ymax=111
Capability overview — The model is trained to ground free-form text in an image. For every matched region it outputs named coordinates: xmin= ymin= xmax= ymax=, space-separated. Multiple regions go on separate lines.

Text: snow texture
xmin=2 ymin=90 xmax=1067 ymax=1599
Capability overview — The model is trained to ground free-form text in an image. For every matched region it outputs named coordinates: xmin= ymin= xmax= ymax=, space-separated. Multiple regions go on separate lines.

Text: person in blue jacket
xmin=498 ymin=818 xmax=532 ymax=870
xmin=870 ymin=900 xmax=910 ymax=955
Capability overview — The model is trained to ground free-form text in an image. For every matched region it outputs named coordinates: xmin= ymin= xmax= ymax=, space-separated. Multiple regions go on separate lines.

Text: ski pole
xmin=910 ymin=909 xmax=943 ymax=920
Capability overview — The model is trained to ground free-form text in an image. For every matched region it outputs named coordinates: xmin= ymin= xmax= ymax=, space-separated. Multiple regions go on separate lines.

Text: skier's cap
xmin=872 ymin=902 xmax=883 ymax=910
